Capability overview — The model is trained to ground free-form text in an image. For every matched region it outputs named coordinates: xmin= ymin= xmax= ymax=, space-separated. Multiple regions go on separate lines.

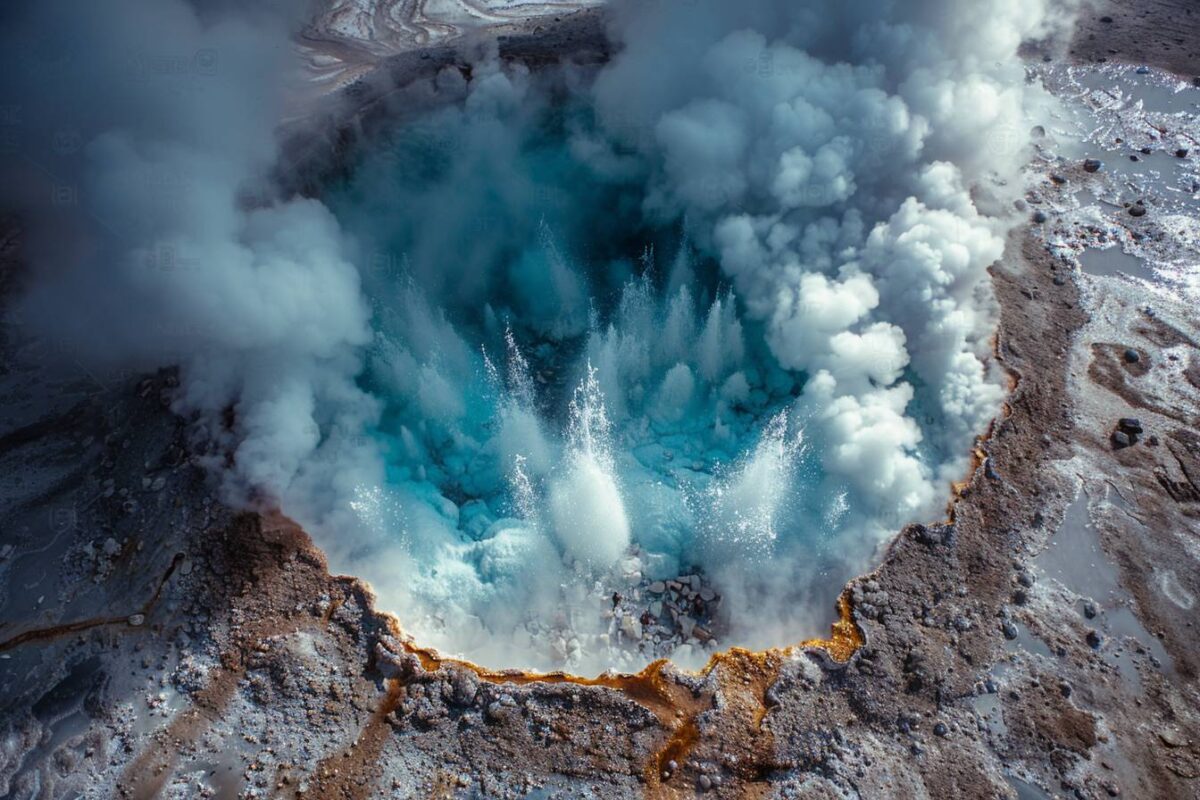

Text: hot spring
xmin=305 ymin=39 xmax=1017 ymax=672
xmin=4 ymin=0 xmax=1071 ymax=674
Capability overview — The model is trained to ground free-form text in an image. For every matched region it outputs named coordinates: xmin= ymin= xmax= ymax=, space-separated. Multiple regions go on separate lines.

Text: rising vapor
xmin=0 ymin=0 xmax=1078 ymax=672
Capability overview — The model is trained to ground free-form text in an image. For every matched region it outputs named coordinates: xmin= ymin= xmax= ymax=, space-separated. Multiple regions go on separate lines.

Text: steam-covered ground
xmin=1 ymin=1 xmax=1200 ymax=799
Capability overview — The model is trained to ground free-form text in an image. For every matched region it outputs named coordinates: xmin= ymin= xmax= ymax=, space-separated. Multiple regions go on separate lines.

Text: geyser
xmin=2 ymin=0 xmax=1079 ymax=673
xmin=548 ymin=366 xmax=631 ymax=568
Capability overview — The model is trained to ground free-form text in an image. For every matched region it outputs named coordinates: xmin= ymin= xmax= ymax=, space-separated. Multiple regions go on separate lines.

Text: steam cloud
xmin=1 ymin=0 xmax=1076 ymax=672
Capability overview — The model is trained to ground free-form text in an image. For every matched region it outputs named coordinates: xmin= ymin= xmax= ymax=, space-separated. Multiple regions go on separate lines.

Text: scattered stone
xmin=699 ymin=775 xmax=712 ymax=791
xmin=1111 ymin=430 xmax=1132 ymax=449
xmin=1099 ymin=15 xmax=1113 ymax=23
xmin=1032 ymin=211 xmax=1048 ymax=224
xmin=448 ymin=671 xmax=480 ymax=707
xmin=1083 ymin=158 xmax=1104 ymax=173
xmin=648 ymin=581 xmax=665 ymax=593
xmin=0 ymin=544 xmax=12 ymax=560
xmin=128 ymin=614 xmax=145 ymax=627
xmin=1123 ymin=349 xmax=1140 ymax=364
xmin=1083 ymin=601 xmax=1098 ymax=619
xmin=1086 ymin=630 xmax=1103 ymax=649
xmin=933 ymin=722 xmax=949 ymax=737
xmin=1118 ymin=418 xmax=1143 ymax=434
xmin=1001 ymin=621 xmax=1019 ymax=640
xmin=1175 ymin=148 xmax=1189 ymax=159
xmin=1050 ymin=174 xmax=1067 ymax=185
xmin=1128 ymin=204 xmax=1146 ymax=218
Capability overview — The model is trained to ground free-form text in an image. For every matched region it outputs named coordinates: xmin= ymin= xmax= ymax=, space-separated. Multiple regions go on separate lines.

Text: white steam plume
xmin=0 ymin=0 xmax=1078 ymax=672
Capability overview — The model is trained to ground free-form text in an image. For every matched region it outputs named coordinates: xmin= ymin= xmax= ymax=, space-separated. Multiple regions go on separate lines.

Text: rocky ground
xmin=2 ymin=1 xmax=1200 ymax=798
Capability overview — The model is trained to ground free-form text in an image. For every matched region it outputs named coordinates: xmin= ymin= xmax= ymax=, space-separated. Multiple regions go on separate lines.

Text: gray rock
xmin=448 ymin=670 xmax=480 ymax=707
xmin=1158 ymin=728 xmax=1187 ymax=748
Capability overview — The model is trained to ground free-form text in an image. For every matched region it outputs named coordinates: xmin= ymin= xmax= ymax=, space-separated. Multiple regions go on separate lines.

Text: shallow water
xmin=1037 ymin=488 xmax=1173 ymax=681
xmin=1079 ymin=248 xmax=1155 ymax=281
